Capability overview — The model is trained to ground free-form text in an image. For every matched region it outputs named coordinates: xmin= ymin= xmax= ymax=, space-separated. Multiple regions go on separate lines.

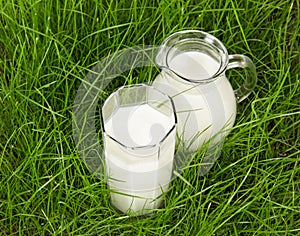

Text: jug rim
xmin=156 ymin=30 xmax=229 ymax=83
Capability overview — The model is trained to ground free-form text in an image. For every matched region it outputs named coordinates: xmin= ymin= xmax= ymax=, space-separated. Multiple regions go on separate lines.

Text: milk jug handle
xmin=227 ymin=54 xmax=257 ymax=103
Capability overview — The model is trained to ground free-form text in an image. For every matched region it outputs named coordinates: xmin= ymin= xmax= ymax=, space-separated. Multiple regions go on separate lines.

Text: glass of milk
xmin=101 ymin=84 xmax=177 ymax=215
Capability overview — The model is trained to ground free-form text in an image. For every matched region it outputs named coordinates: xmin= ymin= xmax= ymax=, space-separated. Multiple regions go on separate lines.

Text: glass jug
xmin=152 ymin=30 xmax=257 ymax=174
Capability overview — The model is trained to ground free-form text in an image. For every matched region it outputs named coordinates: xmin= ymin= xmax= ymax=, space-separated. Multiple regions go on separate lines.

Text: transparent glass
xmin=153 ymin=30 xmax=257 ymax=175
xmin=101 ymin=84 xmax=177 ymax=215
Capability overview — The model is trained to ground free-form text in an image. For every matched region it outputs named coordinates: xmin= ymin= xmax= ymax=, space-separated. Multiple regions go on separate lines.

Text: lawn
xmin=0 ymin=0 xmax=299 ymax=235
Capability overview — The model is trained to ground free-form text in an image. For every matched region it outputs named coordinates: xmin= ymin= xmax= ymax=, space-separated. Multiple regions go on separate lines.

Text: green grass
xmin=0 ymin=0 xmax=299 ymax=235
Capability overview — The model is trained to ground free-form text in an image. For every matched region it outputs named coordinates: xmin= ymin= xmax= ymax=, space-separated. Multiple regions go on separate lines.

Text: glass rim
xmin=100 ymin=83 xmax=177 ymax=151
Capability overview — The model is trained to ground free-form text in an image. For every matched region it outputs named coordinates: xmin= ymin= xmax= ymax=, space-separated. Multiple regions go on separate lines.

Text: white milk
xmin=104 ymin=104 xmax=176 ymax=214
xmin=105 ymin=104 xmax=174 ymax=148
xmin=169 ymin=51 xmax=220 ymax=79
xmin=153 ymin=51 xmax=237 ymax=152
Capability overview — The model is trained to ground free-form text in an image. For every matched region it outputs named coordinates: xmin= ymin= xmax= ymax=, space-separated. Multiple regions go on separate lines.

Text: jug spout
xmin=155 ymin=44 xmax=169 ymax=69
